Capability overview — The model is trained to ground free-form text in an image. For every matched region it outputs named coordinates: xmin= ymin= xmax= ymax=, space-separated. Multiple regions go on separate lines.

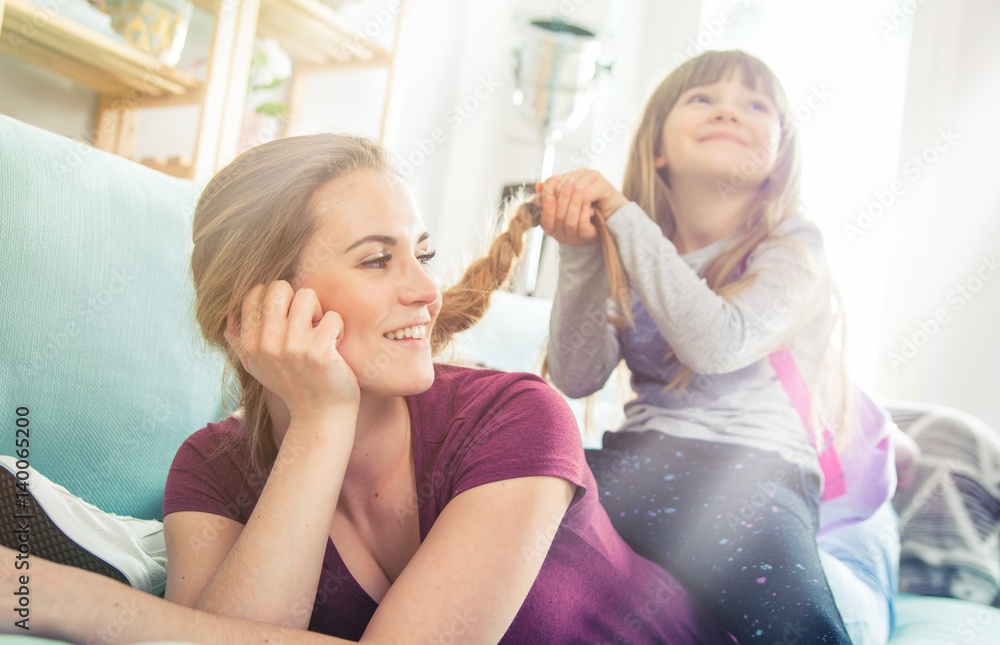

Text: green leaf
xmin=255 ymin=102 xmax=291 ymax=117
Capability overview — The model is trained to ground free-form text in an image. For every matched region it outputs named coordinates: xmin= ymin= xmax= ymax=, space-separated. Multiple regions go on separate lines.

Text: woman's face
xmin=293 ymin=169 xmax=440 ymax=397
xmin=655 ymin=70 xmax=781 ymax=190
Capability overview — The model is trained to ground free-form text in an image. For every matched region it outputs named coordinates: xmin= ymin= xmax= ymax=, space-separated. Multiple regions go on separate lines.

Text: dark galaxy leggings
xmin=586 ymin=430 xmax=853 ymax=644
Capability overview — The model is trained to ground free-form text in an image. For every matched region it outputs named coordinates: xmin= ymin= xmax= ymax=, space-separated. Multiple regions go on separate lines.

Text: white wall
xmin=0 ymin=58 xmax=98 ymax=141
xmin=873 ymin=0 xmax=1000 ymax=429
xmin=4 ymin=0 xmax=996 ymax=428
xmin=380 ymin=0 xmax=704 ymax=290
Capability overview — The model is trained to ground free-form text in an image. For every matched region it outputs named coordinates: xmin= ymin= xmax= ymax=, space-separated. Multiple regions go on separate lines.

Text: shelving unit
xmin=0 ymin=0 xmax=400 ymax=181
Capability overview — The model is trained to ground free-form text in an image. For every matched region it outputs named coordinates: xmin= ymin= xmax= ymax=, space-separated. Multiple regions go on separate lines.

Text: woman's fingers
xmin=258 ymin=282 xmax=294 ymax=354
xmin=287 ymin=287 xmax=320 ymax=334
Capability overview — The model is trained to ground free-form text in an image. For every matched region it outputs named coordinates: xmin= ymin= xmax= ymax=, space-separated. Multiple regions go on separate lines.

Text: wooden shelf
xmin=1 ymin=0 xmax=399 ymax=180
xmin=190 ymin=0 xmax=391 ymax=67
xmin=0 ymin=0 xmax=201 ymax=96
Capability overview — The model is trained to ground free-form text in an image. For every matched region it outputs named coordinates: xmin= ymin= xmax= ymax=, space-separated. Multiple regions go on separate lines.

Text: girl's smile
xmin=655 ymin=72 xmax=781 ymax=189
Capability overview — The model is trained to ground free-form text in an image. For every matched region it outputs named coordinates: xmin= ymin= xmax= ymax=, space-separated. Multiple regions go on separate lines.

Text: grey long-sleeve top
xmin=547 ymin=201 xmax=837 ymax=474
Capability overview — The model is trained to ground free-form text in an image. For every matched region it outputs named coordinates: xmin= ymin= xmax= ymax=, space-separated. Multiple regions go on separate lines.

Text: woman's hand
xmin=535 ymin=168 xmax=629 ymax=245
xmin=225 ymin=281 xmax=360 ymax=422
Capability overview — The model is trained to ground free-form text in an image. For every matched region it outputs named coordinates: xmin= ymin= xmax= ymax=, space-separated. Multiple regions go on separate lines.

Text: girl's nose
xmin=710 ymin=100 xmax=740 ymax=122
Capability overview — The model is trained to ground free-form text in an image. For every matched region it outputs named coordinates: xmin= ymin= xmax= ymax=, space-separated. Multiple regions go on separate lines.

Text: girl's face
xmin=655 ymin=71 xmax=781 ymax=190
xmin=293 ymin=169 xmax=441 ymax=397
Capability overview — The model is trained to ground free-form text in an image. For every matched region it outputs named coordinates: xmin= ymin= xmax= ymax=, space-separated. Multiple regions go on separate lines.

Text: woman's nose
xmin=400 ymin=258 xmax=441 ymax=306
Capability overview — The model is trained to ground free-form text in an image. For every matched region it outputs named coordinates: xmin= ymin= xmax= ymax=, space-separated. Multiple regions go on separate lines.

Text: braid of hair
xmin=430 ymin=192 xmax=632 ymax=379
xmin=430 ymin=197 xmax=542 ymax=355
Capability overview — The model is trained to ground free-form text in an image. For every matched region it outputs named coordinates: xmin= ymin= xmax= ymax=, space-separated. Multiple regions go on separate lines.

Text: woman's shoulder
xmin=172 ymin=414 xmax=254 ymax=474
xmin=431 ymin=363 xmax=548 ymax=390
xmin=180 ymin=414 xmax=245 ymax=452
xmin=429 ymin=364 xmax=564 ymax=408
xmin=420 ymin=364 xmax=575 ymax=436
xmin=165 ymin=415 xmax=262 ymax=522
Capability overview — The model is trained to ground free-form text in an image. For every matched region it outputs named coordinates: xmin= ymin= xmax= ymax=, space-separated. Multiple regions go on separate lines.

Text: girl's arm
xmin=165 ymin=281 xmax=360 ymax=629
xmin=538 ymin=178 xmax=624 ymax=398
xmin=539 ymin=170 xmax=830 ymax=375
xmin=546 ymin=242 xmax=624 ymax=398
xmin=607 ymin=203 xmax=829 ymax=373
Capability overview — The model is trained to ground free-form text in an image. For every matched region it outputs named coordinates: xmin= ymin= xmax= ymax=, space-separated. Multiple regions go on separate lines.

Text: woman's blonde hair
xmin=191 ymin=134 xmax=542 ymax=474
xmin=603 ymin=50 xmax=853 ymax=442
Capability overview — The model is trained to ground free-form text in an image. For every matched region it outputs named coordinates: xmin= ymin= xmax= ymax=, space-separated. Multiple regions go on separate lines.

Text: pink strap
xmin=769 ymin=348 xmax=846 ymax=501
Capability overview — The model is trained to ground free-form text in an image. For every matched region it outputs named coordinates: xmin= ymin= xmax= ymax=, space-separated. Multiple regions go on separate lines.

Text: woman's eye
xmin=418 ymin=250 xmax=437 ymax=265
xmin=360 ymin=252 xmax=392 ymax=269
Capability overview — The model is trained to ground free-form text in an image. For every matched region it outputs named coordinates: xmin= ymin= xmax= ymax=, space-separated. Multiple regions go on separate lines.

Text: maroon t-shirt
xmin=164 ymin=364 xmax=732 ymax=644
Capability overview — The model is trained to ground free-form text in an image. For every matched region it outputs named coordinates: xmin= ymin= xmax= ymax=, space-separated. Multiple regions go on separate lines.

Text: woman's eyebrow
xmin=345 ymin=231 xmax=430 ymax=253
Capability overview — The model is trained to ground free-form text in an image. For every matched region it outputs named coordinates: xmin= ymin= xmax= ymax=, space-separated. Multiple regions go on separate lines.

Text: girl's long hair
xmin=607 ymin=50 xmax=853 ymax=444
xmin=191 ymin=133 xmax=543 ymax=474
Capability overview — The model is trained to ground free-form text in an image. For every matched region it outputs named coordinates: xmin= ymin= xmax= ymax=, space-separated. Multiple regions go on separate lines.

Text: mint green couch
xmin=2 ymin=114 xmax=999 ymax=644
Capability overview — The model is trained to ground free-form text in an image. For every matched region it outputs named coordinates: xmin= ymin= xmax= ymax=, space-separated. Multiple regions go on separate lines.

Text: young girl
xmin=0 ymin=132 xmax=735 ymax=644
xmin=539 ymin=50 xmax=899 ymax=643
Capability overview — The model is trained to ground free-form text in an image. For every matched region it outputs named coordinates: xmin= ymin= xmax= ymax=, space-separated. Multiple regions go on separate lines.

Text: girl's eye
xmin=689 ymin=93 xmax=711 ymax=104
xmin=418 ymin=249 xmax=437 ymax=265
xmin=749 ymin=100 xmax=770 ymax=112
xmin=360 ymin=252 xmax=391 ymax=269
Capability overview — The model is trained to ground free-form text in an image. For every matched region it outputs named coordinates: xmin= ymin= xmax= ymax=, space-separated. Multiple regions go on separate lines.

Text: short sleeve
xmin=162 ymin=418 xmax=263 ymax=523
xmin=428 ymin=372 xmax=591 ymax=504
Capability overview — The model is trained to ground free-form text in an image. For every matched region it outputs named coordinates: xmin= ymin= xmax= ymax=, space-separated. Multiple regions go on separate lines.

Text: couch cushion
xmin=893 ymin=593 xmax=1000 ymax=643
xmin=449 ymin=290 xmax=627 ymax=447
xmin=0 ymin=115 xmax=228 ymax=520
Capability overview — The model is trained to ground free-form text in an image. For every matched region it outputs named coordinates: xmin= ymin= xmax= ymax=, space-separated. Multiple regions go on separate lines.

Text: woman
xmin=0 ymin=133 xmax=732 ymax=644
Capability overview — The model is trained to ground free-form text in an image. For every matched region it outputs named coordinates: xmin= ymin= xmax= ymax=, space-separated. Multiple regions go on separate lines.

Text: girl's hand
xmin=535 ymin=169 xmax=629 ymax=245
xmin=225 ymin=281 xmax=360 ymax=422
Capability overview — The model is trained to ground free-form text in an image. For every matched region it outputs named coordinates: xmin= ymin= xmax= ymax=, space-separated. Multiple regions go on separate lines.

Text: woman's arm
xmin=363 ymin=475 xmax=575 ymax=643
xmin=165 ymin=281 xmax=360 ymax=629
xmin=0 ymin=544 xmax=353 ymax=645
xmin=164 ymin=414 xmax=354 ymax=627
xmin=2 ymin=477 xmax=573 ymax=644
